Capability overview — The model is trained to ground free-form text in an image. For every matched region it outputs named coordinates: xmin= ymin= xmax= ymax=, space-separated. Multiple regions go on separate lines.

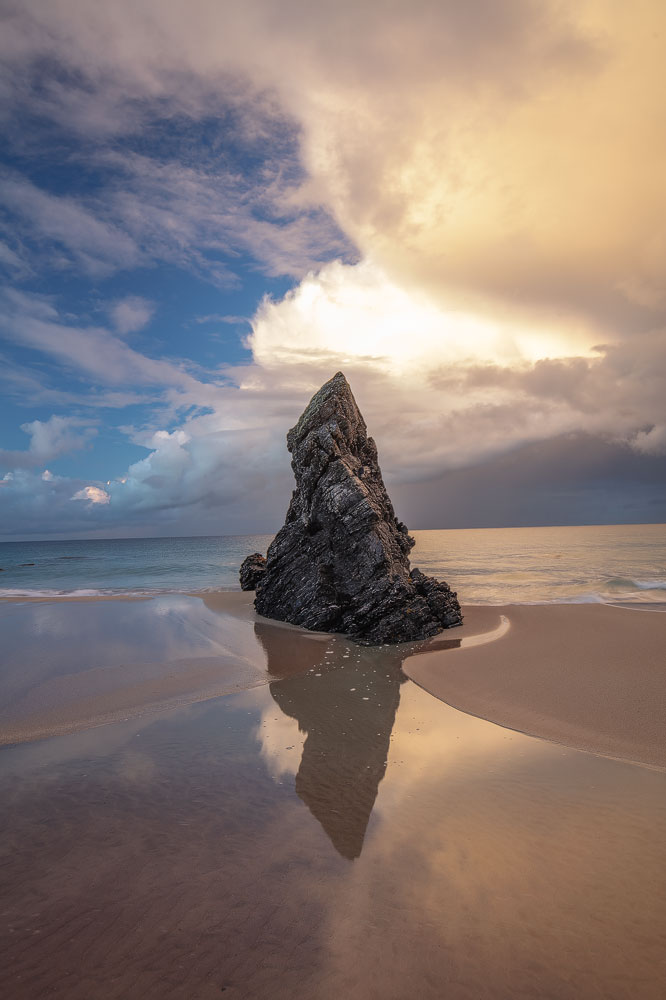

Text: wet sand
xmin=2 ymin=595 xmax=664 ymax=772
xmin=1 ymin=630 xmax=665 ymax=999
xmin=404 ymin=602 xmax=666 ymax=769
xmin=0 ymin=595 xmax=500 ymax=746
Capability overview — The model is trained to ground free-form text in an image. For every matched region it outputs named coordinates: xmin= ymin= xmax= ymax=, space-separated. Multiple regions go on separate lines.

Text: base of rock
xmin=253 ymin=563 xmax=462 ymax=645
xmin=239 ymin=553 xmax=266 ymax=591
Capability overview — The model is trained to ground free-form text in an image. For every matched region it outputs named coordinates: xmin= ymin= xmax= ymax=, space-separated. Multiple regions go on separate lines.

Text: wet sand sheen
xmin=1 ymin=594 xmax=665 ymax=772
xmin=1 ymin=642 xmax=665 ymax=1000
xmin=0 ymin=595 xmax=501 ymax=746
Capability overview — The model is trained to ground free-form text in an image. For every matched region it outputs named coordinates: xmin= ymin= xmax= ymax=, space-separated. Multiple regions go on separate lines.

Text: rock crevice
xmin=240 ymin=371 xmax=462 ymax=644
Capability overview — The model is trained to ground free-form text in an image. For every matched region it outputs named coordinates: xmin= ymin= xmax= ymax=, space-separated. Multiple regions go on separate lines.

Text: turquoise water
xmin=0 ymin=524 xmax=665 ymax=605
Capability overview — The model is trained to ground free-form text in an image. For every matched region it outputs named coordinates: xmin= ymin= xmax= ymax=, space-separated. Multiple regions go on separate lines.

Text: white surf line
xmin=605 ymin=603 xmax=666 ymax=613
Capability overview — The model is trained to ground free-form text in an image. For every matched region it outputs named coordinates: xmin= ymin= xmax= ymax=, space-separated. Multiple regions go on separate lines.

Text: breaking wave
xmin=0 ymin=588 xmax=136 ymax=598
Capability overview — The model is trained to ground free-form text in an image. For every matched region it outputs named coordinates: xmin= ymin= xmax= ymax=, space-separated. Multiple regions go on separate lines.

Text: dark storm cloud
xmin=390 ymin=435 xmax=666 ymax=529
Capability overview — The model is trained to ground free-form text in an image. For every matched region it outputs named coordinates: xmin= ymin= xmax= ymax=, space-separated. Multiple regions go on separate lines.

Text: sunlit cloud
xmin=250 ymin=259 xmax=602 ymax=376
xmin=71 ymin=485 xmax=111 ymax=505
xmin=3 ymin=1 xmax=664 ymax=327
xmin=256 ymin=703 xmax=305 ymax=782
xmin=0 ymin=0 xmax=664 ymax=536
xmin=1 ymin=267 xmax=665 ymax=535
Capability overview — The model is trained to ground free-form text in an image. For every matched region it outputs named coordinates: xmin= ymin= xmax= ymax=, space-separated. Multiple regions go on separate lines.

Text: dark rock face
xmin=251 ymin=371 xmax=462 ymax=645
xmin=239 ymin=552 xmax=266 ymax=591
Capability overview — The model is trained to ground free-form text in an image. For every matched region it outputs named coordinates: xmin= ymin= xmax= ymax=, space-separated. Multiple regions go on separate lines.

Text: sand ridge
xmin=403 ymin=602 xmax=666 ymax=769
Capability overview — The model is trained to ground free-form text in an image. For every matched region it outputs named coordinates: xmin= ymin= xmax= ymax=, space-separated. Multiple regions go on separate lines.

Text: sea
xmin=1 ymin=523 xmax=665 ymax=606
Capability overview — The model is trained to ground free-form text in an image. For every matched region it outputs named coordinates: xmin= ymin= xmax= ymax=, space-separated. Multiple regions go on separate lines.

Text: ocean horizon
xmin=1 ymin=522 xmax=665 ymax=606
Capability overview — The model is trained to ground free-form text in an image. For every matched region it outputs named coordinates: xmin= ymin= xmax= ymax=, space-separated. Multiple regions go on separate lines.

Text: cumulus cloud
xmin=1 ymin=0 xmax=664 ymax=536
xmin=22 ymin=414 xmax=96 ymax=457
xmin=71 ymin=485 xmax=110 ymax=505
xmin=244 ymin=261 xmax=666 ymax=480
xmin=273 ymin=1 xmax=666 ymax=337
xmin=0 ymin=469 xmax=112 ymax=536
xmin=2 ymin=0 xmax=664 ymax=332
xmin=0 ymin=415 xmax=97 ymax=470
xmin=632 ymin=425 xmax=666 ymax=456
xmin=2 ymin=261 xmax=665 ymax=534
xmin=250 ymin=259 xmax=602 ymax=372
xmin=110 ymin=296 xmax=155 ymax=335
xmin=0 ymin=411 xmax=294 ymax=537
xmin=3 ymin=1 xmax=665 ymax=333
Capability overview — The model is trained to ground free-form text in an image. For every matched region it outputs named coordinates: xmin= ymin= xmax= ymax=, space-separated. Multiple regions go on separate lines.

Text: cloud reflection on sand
xmin=252 ymin=614 xmax=513 ymax=859
xmin=2 ymin=604 xmax=666 ymax=999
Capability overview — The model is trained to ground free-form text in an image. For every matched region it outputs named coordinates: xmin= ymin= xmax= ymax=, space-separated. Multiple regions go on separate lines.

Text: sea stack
xmin=242 ymin=371 xmax=462 ymax=645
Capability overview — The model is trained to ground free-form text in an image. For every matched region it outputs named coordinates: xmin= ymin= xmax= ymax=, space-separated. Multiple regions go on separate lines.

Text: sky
xmin=0 ymin=0 xmax=665 ymax=539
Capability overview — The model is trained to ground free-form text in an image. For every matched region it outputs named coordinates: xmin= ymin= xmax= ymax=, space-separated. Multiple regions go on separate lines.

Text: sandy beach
xmin=405 ymin=602 xmax=666 ymax=769
xmin=2 ymin=594 xmax=666 ymax=999
xmin=1 ymin=594 xmax=664 ymax=769
xmin=0 ymin=593 xmax=500 ymax=746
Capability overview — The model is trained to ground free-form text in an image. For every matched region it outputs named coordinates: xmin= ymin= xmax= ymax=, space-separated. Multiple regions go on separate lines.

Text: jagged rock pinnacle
xmin=242 ymin=371 xmax=462 ymax=644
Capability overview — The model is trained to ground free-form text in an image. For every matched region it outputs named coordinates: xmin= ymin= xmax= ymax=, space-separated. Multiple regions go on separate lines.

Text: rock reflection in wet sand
xmin=1 ymin=620 xmax=665 ymax=1000
xmin=256 ymin=621 xmax=405 ymax=859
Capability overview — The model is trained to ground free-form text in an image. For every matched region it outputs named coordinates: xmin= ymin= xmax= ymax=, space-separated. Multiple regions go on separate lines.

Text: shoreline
xmin=1 ymin=593 xmax=665 ymax=770
xmin=1 ymin=587 xmax=666 ymax=610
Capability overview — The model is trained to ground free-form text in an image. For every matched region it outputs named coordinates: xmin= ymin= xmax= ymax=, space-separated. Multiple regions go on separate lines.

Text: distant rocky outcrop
xmin=242 ymin=371 xmax=462 ymax=644
xmin=239 ymin=552 xmax=266 ymax=591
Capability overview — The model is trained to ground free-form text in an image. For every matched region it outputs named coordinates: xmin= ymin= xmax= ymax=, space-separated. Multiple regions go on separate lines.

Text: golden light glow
xmin=250 ymin=260 xmax=603 ymax=375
